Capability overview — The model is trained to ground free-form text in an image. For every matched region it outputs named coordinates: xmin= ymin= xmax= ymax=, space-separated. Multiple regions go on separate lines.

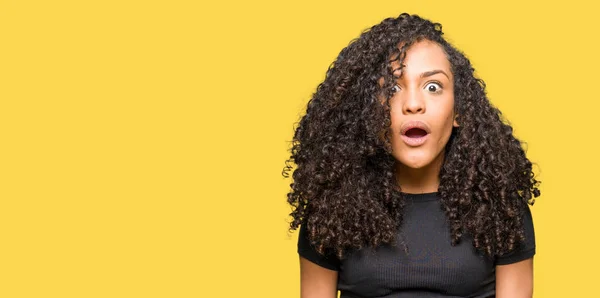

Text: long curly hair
xmin=282 ymin=13 xmax=540 ymax=260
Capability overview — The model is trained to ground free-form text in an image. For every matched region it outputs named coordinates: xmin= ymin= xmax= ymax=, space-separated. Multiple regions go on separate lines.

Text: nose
xmin=402 ymin=89 xmax=425 ymax=114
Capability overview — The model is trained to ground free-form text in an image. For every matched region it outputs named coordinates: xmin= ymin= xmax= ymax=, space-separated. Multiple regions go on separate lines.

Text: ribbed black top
xmin=298 ymin=191 xmax=535 ymax=297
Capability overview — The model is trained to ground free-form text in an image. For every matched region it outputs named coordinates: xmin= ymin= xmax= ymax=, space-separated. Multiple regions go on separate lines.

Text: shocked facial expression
xmin=385 ymin=40 xmax=459 ymax=170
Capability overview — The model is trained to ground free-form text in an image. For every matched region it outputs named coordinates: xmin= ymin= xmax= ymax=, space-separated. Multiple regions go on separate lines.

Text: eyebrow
xmin=420 ymin=70 xmax=450 ymax=79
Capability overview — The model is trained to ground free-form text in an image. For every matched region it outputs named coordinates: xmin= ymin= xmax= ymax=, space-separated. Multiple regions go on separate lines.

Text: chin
xmin=396 ymin=154 xmax=433 ymax=169
xmin=401 ymin=161 xmax=430 ymax=169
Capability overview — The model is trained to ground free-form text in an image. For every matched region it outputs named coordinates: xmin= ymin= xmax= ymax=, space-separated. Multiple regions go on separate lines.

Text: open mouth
xmin=404 ymin=128 xmax=428 ymax=138
xmin=400 ymin=121 xmax=430 ymax=147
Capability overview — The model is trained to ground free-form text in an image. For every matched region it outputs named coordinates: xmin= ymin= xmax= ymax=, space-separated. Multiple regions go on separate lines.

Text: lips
xmin=400 ymin=120 xmax=430 ymax=147
xmin=400 ymin=120 xmax=431 ymax=135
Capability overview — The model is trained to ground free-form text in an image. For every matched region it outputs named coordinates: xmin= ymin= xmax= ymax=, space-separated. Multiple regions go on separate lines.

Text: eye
xmin=425 ymin=82 xmax=442 ymax=93
xmin=391 ymin=84 xmax=401 ymax=93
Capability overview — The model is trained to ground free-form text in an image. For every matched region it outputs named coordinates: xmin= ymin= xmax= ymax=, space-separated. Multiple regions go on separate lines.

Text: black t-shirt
xmin=297 ymin=192 xmax=535 ymax=298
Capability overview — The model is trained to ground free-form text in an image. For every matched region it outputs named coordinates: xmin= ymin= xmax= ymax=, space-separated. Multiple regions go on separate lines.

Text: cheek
xmin=388 ymin=107 xmax=403 ymax=136
xmin=434 ymin=102 xmax=456 ymax=143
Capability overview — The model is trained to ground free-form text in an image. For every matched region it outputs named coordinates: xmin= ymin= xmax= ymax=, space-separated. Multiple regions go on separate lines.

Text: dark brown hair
xmin=282 ymin=13 xmax=540 ymax=259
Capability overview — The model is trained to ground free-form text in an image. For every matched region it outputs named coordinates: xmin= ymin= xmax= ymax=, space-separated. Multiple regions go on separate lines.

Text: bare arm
xmin=495 ymin=257 xmax=534 ymax=298
xmin=300 ymin=256 xmax=338 ymax=298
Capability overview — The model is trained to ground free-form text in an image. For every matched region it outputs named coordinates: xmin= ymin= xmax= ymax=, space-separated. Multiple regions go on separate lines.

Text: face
xmin=382 ymin=40 xmax=459 ymax=170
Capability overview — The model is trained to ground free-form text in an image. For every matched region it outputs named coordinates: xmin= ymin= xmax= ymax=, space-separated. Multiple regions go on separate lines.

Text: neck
xmin=395 ymin=150 xmax=445 ymax=194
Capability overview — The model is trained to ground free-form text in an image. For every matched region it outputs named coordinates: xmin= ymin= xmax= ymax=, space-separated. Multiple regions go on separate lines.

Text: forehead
xmin=390 ymin=40 xmax=451 ymax=78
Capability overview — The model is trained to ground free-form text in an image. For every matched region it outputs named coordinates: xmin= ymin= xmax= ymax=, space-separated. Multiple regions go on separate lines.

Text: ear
xmin=453 ymin=114 xmax=460 ymax=127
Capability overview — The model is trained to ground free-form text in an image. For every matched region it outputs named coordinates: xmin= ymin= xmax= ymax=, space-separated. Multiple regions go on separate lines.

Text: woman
xmin=282 ymin=13 xmax=540 ymax=298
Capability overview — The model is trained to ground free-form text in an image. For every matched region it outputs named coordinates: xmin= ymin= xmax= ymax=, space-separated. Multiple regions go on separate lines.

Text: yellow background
xmin=1 ymin=0 xmax=598 ymax=297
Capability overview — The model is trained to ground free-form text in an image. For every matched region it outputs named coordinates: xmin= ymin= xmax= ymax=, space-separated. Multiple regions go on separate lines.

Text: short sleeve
xmin=495 ymin=205 xmax=536 ymax=265
xmin=297 ymin=223 xmax=341 ymax=271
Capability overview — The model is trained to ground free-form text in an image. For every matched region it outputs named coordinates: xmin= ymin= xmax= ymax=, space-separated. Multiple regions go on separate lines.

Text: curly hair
xmin=282 ymin=13 xmax=541 ymax=260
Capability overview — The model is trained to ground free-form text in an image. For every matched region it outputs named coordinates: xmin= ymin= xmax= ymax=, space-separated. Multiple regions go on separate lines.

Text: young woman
xmin=282 ymin=13 xmax=541 ymax=298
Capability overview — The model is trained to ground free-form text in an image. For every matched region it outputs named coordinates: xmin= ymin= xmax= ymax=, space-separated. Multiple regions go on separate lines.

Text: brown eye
xmin=425 ymin=82 xmax=442 ymax=93
xmin=391 ymin=85 xmax=401 ymax=93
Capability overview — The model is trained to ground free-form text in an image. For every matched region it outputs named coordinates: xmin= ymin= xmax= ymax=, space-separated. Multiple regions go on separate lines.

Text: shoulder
xmin=297 ymin=223 xmax=341 ymax=271
xmin=494 ymin=204 xmax=536 ymax=265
